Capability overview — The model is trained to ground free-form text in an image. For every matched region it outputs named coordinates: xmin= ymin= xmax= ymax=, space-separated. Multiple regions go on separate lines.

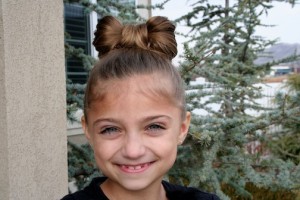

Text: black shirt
xmin=61 ymin=177 xmax=220 ymax=200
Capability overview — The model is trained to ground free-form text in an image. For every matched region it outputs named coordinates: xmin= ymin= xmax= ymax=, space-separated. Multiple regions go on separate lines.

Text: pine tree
xmin=270 ymin=74 xmax=300 ymax=165
xmin=168 ymin=0 xmax=300 ymax=199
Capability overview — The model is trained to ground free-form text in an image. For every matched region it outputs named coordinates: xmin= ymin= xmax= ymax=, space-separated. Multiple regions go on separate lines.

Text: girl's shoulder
xmin=162 ymin=181 xmax=220 ymax=200
xmin=61 ymin=177 xmax=220 ymax=200
xmin=60 ymin=177 xmax=108 ymax=200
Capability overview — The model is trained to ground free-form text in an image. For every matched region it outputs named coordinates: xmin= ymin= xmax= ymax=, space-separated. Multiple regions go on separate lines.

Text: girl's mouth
xmin=118 ymin=162 xmax=153 ymax=173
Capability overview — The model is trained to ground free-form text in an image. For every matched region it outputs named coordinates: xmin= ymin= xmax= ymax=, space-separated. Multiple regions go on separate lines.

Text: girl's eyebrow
xmin=92 ymin=118 xmax=119 ymax=127
xmin=92 ymin=115 xmax=172 ymax=127
xmin=141 ymin=115 xmax=172 ymax=122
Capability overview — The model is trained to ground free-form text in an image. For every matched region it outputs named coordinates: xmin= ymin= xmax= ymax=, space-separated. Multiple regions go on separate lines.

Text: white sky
xmin=151 ymin=0 xmax=300 ymax=64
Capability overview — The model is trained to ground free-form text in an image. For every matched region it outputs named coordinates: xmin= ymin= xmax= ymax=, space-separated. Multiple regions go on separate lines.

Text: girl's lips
xmin=118 ymin=162 xmax=153 ymax=173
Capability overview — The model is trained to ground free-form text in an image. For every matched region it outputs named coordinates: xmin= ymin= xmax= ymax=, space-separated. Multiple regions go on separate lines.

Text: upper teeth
xmin=135 ymin=165 xmax=142 ymax=170
xmin=125 ymin=164 xmax=144 ymax=170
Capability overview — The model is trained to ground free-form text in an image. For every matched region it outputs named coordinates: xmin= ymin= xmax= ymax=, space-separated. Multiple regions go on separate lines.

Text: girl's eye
xmin=100 ymin=126 xmax=119 ymax=135
xmin=146 ymin=123 xmax=165 ymax=135
xmin=148 ymin=124 xmax=164 ymax=130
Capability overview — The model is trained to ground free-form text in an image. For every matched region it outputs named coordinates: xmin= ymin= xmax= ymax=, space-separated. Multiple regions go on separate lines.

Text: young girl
xmin=62 ymin=16 xmax=219 ymax=200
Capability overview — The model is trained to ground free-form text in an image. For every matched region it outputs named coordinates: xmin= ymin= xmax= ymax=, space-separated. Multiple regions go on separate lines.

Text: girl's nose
xmin=121 ymin=133 xmax=146 ymax=159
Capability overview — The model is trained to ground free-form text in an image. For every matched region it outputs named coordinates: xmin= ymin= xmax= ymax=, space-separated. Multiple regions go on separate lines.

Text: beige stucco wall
xmin=0 ymin=1 xmax=68 ymax=199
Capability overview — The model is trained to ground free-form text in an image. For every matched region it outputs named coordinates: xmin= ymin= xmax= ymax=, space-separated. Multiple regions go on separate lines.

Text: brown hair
xmin=84 ymin=16 xmax=186 ymax=122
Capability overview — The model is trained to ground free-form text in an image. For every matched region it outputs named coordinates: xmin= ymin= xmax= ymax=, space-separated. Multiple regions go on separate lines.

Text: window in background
xmin=64 ymin=3 xmax=91 ymax=84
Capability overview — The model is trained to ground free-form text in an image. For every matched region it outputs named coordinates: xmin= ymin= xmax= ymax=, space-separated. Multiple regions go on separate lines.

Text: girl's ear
xmin=81 ymin=116 xmax=92 ymax=142
xmin=178 ymin=112 xmax=191 ymax=145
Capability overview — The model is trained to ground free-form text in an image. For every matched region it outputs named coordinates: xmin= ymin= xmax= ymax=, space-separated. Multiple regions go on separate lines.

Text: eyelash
xmin=99 ymin=123 xmax=166 ymax=136
xmin=100 ymin=126 xmax=119 ymax=135
xmin=146 ymin=123 xmax=165 ymax=132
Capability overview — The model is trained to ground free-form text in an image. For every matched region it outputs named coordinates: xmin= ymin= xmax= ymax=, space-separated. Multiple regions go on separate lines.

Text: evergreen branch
xmin=213 ymin=161 xmax=298 ymax=174
xmin=71 ymin=168 xmax=98 ymax=177
xmin=273 ymin=145 xmax=300 ymax=159
xmin=186 ymin=49 xmax=216 ymax=73
xmin=181 ymin=47 xmax=217 ymax=77
xmin=231 ymin=106 xmax=300 ymax=136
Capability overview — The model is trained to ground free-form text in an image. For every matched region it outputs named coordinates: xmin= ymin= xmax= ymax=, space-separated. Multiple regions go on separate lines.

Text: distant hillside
xmin=254 ymin=43 xmax=300 ymax=65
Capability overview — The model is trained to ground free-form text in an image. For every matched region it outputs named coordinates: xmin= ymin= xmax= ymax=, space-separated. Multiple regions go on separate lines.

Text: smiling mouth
xmin=118 ymin=162 xmax=153 ymax=173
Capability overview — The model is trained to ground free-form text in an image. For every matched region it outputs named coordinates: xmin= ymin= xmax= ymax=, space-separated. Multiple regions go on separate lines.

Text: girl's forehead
xmin=92 ymin=74 xmax=174 ymax=104
xmin=120 ymin=74 xmax=166 ymax=85
xmin=100 ymin=74 xmax=171 ymax=93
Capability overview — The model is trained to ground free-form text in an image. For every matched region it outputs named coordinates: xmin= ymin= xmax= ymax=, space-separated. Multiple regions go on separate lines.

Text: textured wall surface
xmin=0 ymin=1 xmax=68 ymax=199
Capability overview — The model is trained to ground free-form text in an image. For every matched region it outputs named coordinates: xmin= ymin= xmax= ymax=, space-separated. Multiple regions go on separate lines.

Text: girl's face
xmin=82 ymin=74 xmax=190 ymax=193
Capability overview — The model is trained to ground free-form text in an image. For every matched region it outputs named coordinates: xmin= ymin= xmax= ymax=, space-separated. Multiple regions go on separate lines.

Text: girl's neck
xmin=100 ymin=179 xmax=168 ymax=200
